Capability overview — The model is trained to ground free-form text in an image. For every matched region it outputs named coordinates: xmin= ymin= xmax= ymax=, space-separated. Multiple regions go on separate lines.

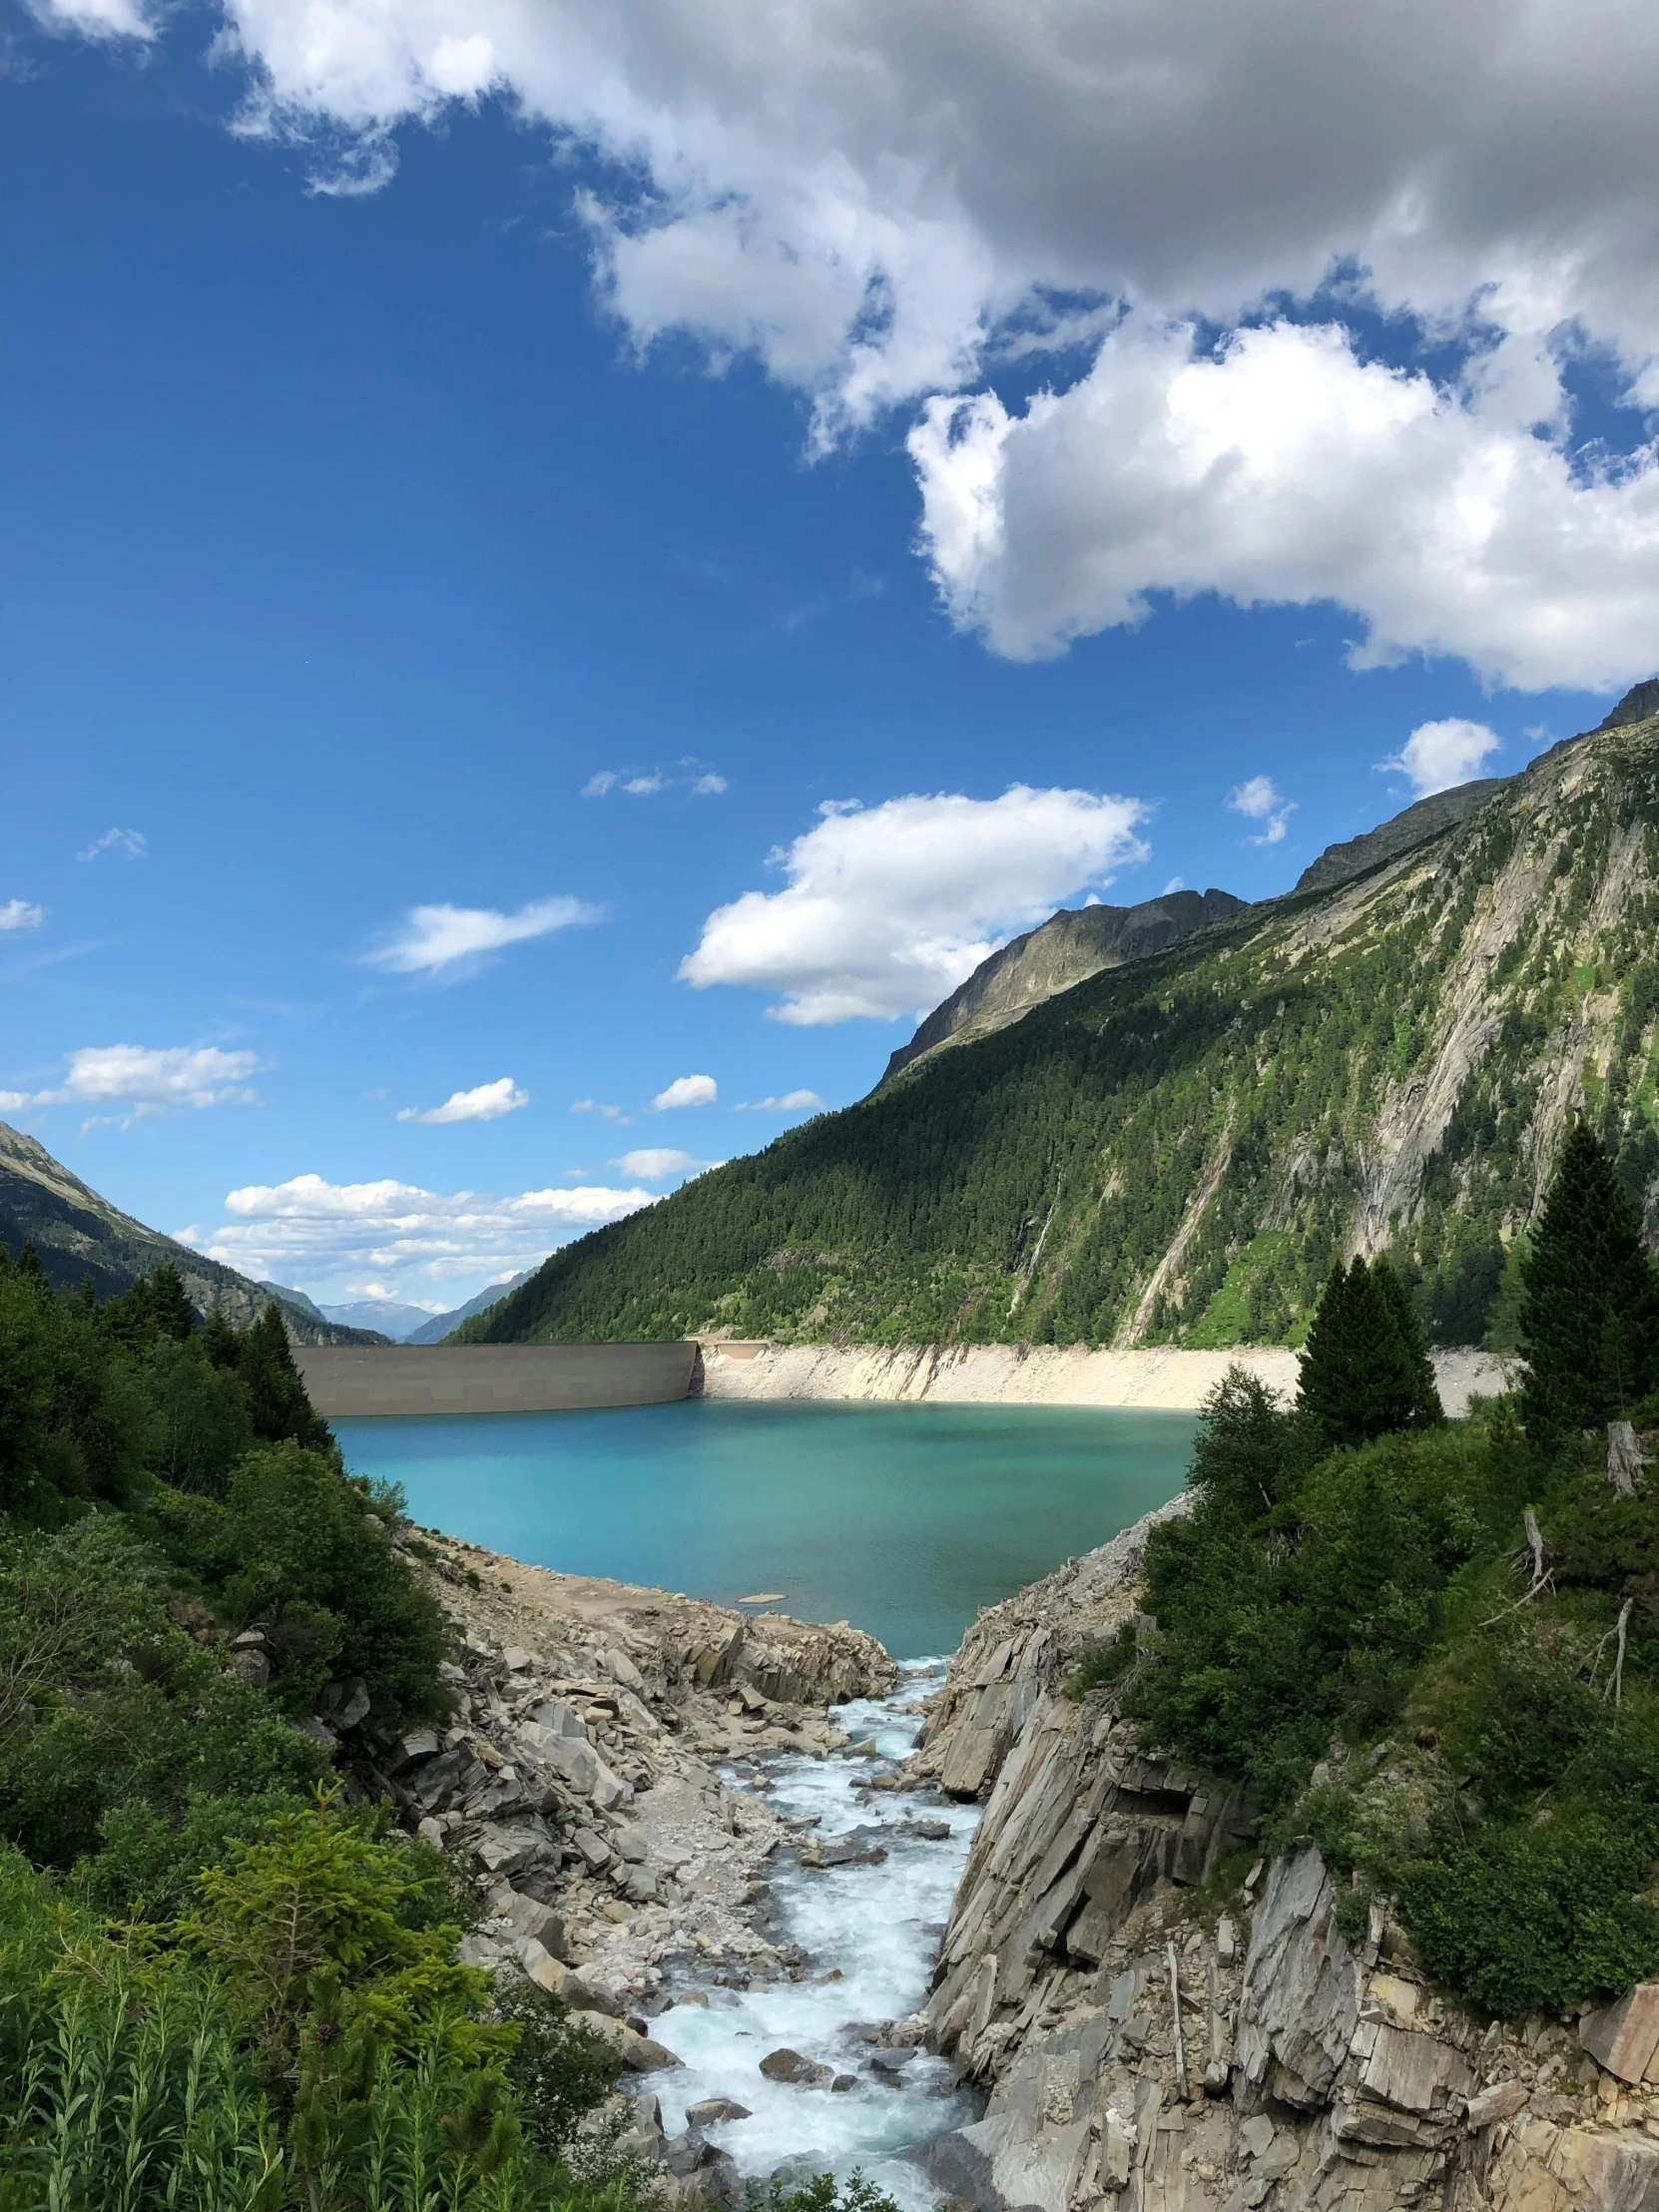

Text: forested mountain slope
xmin=0 ymin=1121 xmax=382 ymax=1344
xmin=473 ymin=714 xmax=1659 ymax=1353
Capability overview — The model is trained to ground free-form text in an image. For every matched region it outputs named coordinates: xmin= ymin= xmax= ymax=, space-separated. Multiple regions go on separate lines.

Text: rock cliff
xmin=910 ymin=1508 xmax=1659 ymax=2212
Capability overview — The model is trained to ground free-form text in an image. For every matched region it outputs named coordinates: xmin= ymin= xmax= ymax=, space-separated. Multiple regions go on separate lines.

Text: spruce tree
xmin=1299 ymin=1255 xmax=1442 ymax=1450
xmin=1519 ymin=1119 xmax=1659 ymax=1444
xmin=239 ymin=1303 xmax=335 ymax=1454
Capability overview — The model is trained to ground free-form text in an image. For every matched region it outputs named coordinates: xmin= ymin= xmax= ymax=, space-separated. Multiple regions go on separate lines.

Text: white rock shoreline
xmin=698 ymin=1340 xmax=1515 ymax=1419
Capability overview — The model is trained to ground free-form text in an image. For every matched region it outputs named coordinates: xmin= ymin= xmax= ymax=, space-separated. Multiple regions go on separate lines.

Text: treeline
xmin=469 ymin=728 xmax=1659 ymax=1355
xmin=1081 ymin=1123 xmax=1659 ymax=2019
xmin=0 ymin=1251 xmax=880 ymax=2211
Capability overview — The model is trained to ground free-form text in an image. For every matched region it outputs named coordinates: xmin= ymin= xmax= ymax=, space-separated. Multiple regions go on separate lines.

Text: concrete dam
xmin=294 ymin=1342 xmax=700 ymax=1417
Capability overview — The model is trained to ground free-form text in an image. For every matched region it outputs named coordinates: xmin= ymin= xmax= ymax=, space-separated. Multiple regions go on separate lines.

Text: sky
xmin=4 ymin=0 xmax=1658 ymax=1310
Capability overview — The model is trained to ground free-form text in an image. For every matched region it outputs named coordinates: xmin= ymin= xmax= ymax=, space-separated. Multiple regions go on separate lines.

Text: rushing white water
xmin=644 ymin=1660 xmax=981 ymax=2207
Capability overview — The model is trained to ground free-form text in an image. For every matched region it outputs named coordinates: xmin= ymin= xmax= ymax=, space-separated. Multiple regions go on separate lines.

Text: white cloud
xmin=1376 ymin=718 xmax=1503 ymax=799
xmin=366 ymin=896 xmax=599 ymax=977
xmin=612 ymin=1146 xmax=715 ymax=1178
xmin=35 ymin=0 xmax=1659 ymax=690
xmin=572 ymin=1098 xmax=631 ymax=1124
xmin=582 ymin=772 xmax=620 ymax=797
xmin=910 ymin=316 xmax=1659 ymax=689
xmin=396 ymin=1075 xmax=529 ymax=1124
xmin=1227 ymin=775 xmax=1296 ymax=847
xmin=0 ymin=1043 xmax=261 ymax=1124
xmin=680 ymin=785 xmax=1149 ymax=1025
xmin=735 ymin=1089 xmax=827 ymax=1112
xmin=691 ymin=774 xmax=728 ymax=796
xmin=650 ymin=1073 xmax=718 ymax=1109
xmin=183 ymin=1171 xmax=656 ymax=1300
xmin=77 ymin=828 xmax=146 ymax=861
xmin=0 ymin=900 xmax=44 ymax=931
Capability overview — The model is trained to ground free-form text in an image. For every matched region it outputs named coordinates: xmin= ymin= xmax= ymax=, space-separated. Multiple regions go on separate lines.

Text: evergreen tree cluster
xmin=1078 ymin=1125 xmax=1659 ymax=2021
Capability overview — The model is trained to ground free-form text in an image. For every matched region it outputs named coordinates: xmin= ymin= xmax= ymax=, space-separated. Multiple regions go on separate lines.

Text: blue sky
xmin=4 ymin=0 xmax=1654 ymax=1307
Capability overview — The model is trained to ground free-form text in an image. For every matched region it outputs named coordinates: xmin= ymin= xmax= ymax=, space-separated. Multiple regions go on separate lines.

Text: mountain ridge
xmin=468 ymin=708 xmax=1659 ymax=1355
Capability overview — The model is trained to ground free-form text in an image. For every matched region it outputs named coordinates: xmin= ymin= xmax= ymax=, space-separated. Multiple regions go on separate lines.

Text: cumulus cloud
xmin=650 ymin=1073 xmax=718 ymax=1109
xmin=31 ymin=0 xmax=1659 ymax=689
xmin=681 ymin=785 xmax=1149 ymax=1025
xmin=1377 ymin=718 xmax=1504 ymax=799
xmin=612 ymin=1146 xmax=716 ymax=1178
xmin=182 ymin=1172 xmax=655 ymax=1299
xmin=0 ymin=1044 xmax=261 ymax=1124
xmin=396 ymin=1076 xmax=528 ymax=1124
xmin=366 ymin=896 xmax=599 ymax=977
xmin=78 ymin=828 xmax=146 ymax=861
xmin=1227 ymin=775 xmax=1296 ymax=847
xmin=31 ymin=0 xmax=153 ymax=39
xmin=0 ymin=900 xmax=44 ymax=931
xmin=734 ymin=1089 xmax=827 ymax=1112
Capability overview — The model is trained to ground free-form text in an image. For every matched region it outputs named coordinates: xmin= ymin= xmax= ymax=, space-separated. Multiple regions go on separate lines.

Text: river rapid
xmin=644 ymin=1660 xmax=979 ymax=2207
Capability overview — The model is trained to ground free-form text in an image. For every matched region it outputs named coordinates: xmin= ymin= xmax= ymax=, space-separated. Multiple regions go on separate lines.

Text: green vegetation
xmin=0 ymin=1248 xmax=893 ymax=2212
xmin=1076 ymin=1128 xmax=1659 ymax=2020
xmin=467 ymin=722 xmax=1659 ymax=1354
xmin=1296 ymin=1255 xmax=1442 ymax=1449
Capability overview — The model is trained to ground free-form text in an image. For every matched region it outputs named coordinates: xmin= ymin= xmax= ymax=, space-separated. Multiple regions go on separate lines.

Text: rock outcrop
xmin=910 ymin=1505 xmax=1659 ymax=2212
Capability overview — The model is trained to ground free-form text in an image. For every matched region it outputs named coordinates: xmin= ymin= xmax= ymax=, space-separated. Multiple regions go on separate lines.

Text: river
xmin=333 ymin=1398 xmax=1197 ymax=2200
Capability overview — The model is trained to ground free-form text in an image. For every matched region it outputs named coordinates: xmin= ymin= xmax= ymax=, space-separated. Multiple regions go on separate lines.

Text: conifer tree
xmin=239 ymin=1302 xmax=335 ymax=1453
xmin=1298 ymin=1254 xmax=1443 ymax=1450
xmin=1519 ymin=1119 xmax=1659 ymax=1444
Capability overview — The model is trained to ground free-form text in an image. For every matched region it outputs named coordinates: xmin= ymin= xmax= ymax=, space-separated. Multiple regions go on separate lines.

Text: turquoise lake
xmin=332 ymin=1398 xmax=1197 ymax=1659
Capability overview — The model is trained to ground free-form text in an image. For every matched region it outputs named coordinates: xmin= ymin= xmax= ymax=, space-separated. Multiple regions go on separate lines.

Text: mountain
xmin=404 ymin=1270 xmax=536 ymax=1345
xmin=879 ymin=778 xmax=1527 ymax=1083
xmin=319 ymin=1297 xmax=442 ymax=1342
xmin=0 ymin=1122 xmax=386 ymax=1345
xmin=468 ymin=702 xmax=1659 ymax=1354
xmin=880 ymin=887 xmax=1247 ymax=1081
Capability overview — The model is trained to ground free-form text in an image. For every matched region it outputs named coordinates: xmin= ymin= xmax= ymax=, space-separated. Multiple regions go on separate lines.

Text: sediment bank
xmin=699 ymin=1340 xmax=1514 ymax=1418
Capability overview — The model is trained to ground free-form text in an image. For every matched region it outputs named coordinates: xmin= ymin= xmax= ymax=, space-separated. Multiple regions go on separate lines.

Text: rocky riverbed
xmin=347 ymin=1511 xmax=1659 ymax=2212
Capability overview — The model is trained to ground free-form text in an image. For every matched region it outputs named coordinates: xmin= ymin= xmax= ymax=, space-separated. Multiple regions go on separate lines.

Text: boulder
xmin=1236 ymin=1847 xmax=1362 ymax=2108
xmin=570 ymin=1827 xmax=612 ymax=1873
xmin=499 ymin=1891 xmax=566 ymax=1955
xmin=686 ymin=2097 xmax=752 ymax=2127
xmin=546 ymin=1738 xmax=602 ymax=1796
xmin=532 ymin=1700 xmax=589 ymax=1740
xmin=1465 ymin=2079 xmax=1528 ymax=2129
xmin=475 ymin=1823 xmax=554 ymax=1877
xmin=759 ymin=2048 xmax=834 ymax=2089
xmin=233 ymin=1647 xmax=272 ymax=1686
xmin=1580 ymin=1982 xmax=1659 ymax=2085
xmin=515 ymin=1937 xmax=566 ymax=1993
xmin=390 ymin=1727 xmax=442 ymax=1771
xmin=320 ymin=1678 xmax=371 ymax=1731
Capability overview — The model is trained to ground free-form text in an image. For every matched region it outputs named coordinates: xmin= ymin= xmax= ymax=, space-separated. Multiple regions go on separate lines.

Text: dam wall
xmin=295 ymin=1342 xmax=699 ymax=1417
xmin=696 ymin=1338 xmax=1516 ymax=1417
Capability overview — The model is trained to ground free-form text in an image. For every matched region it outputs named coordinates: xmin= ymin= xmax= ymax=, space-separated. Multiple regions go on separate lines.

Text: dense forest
xmin=469 ymin=717 xmax=1659 ymax=1354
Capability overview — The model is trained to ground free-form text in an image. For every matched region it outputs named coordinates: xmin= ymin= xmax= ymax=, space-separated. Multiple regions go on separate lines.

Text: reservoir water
xmin=333 ymin=1396 xmax=1198 ymax=1658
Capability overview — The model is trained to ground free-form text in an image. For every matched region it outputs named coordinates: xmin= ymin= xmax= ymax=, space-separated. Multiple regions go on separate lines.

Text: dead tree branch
xmin=1482 ymin=1509 xmax=1553 ymax=1625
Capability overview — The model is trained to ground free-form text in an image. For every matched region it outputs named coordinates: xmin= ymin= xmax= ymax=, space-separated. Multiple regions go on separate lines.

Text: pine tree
xmin=1519 ymin=1119 xmax=1659 ymax=1444
xmin=239 ymin=1302 xmax=334 ymax=1453
xmin=1299 ymin=1255 xmax=1443 ymax=1450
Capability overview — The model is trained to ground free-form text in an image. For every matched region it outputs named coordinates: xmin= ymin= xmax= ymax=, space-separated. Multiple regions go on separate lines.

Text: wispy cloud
xmin=366 ymin=896 xmax=600 ymax=978
xmin=0 ymin=900 xmax=44 ymax=931
xmin=734 ymin=1089 xmax=826 ymax=1112
xmin=572 ymin=1098 xmax=632 ymax=1126
xmin=0 ymin=1043 xmax=261 ymax=1126
xmin=1227 ymin=777 xmax=1296 ymax=846
xmin=396 ymin=1076 xmax=529 ymax=1125
xmin=583 ymin=758 xmax=726 ymax=800
xmin=78 ymin=828 xmax=146 ymax=862
xmin=650 ymin=1073 xmax=718 ymax=1110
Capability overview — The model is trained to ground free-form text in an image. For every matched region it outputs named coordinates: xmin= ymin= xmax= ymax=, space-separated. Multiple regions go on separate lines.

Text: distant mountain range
xmin=466 ymin=685 xmax=1659 ymax=1355
xmin=276 ymin=1274 xmax=540 ymax=1344
xmin=0 ymin=1123 xmax=385 ymax=1345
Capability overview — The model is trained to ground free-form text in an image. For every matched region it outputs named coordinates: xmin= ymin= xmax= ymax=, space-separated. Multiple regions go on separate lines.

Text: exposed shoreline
xmin=698 ymin=1339 xmax=1514 ymax=1418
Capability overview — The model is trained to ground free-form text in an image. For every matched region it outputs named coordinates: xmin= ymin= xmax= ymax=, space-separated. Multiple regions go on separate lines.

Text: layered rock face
xmin=910 ymin=1511 xmax=1659 ymax=2212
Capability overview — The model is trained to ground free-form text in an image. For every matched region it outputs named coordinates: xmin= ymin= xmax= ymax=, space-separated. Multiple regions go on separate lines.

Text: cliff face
xmin=881 ymin=890 xmax=1249 ymax=1084
xmin=909 ymin=1513 xmax=1659 ymax=2212
xmin=0 ymin=1119 xmax=381 ymax=1345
